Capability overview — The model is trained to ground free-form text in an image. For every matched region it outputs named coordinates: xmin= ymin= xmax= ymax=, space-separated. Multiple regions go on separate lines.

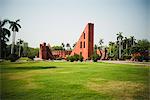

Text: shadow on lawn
xmin=10 ymin=66 xmax=57 ymax=70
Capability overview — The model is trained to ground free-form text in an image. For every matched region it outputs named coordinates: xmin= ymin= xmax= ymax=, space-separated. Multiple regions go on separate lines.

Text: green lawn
xmin=0 ymin=61 xmax=149 ymax=100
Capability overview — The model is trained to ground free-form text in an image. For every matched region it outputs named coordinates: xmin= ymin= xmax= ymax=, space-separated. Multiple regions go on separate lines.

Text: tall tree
xmin=124 ymin=37 xmax=129 ymax=55
xmin=66 ymin=43 xmax=71 ymax=50
xmin=130 ymin=36 xmax=136 ymax=47
xmin=116 ymin=32 xmax=123 ymax=59
xmin=0 ymin=19 xmax=11 ymax=59
xmin=94 ymin=44 xmax=98 ymax=52
xmin=61 ymin=43 xmax=65 ymax=50
xmin=98 ymin=38 xmax=103 ymax=50
xmin=109 ymin=41 xmax=115 ymax=56
xmin=9 ymin=19 xmax=21 ymax=54
xmin=17 ymin=39 xmax=23 ymax=57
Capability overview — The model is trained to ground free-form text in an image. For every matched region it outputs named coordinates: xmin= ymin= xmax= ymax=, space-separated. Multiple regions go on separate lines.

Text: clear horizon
xmin=1 ymin=0 xmax=150 ymax=48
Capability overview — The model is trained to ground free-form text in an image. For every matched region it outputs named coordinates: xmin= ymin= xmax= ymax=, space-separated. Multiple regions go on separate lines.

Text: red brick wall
xmin=71 ymin=23 xmax=94 ymax=60
xmin=52 ymin=50 xmax=71 ymax=58
xmin=39 ymin=43 xmax=47 ymax=59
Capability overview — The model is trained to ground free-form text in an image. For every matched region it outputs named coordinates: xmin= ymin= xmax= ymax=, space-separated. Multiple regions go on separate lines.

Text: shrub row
xmin=90 ymin=53 xmax=101 ymax=62
xmin=66 ymin=54 xmax=83 ymax=62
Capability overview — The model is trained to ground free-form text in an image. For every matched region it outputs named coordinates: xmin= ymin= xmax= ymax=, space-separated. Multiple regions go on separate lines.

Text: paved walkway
xmin=100 ymin=60 xmax=150 ymax=66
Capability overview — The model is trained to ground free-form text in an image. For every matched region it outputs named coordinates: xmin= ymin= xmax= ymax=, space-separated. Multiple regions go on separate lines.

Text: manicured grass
xmin=0 ymin=61 xmax=149 ymax=100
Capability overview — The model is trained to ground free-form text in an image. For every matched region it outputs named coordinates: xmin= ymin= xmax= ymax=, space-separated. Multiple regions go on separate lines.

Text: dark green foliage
xmin=73 ymin=54 xmax=79 ymax=61
xmin=69 ymin=56 xmax=75 ymax=62
xmin=27 ymin=47 xmax=39 ymax=59
xmin=79 ymin=54 xmax=83 ymax=62
xmin=0 ymin=19 xmax=11 ymax=59
xmin=7 ymin=54 xmax=19 ymax=62
xmin=66 ymin=54 xmax=83 ymax=62
xmin=131 ymin=39 xmax=150 ymax=54
xmin=131 ymin=39 xmax=150 ymax=61
xmin=66 ymin=56 xmax=70 ymax=61
xmin=91 ymin=53 xmax=100 ymax=62
xmin=52 ymin=46 xmax=63 ymax=50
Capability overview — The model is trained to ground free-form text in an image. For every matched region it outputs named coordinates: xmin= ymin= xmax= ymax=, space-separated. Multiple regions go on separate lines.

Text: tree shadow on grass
xmin=10 ymin=66 xmax=57 ymax=70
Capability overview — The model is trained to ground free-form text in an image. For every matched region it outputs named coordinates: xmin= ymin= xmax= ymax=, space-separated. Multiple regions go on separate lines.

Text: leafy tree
xmin=94 ymin=44 xmax=98 ymax=52
xmin=9 ymin=19 xmax=21 ymax=54
xmin=108 ymin=41 xmax=115 ymax=56
xmin=61 ymin=43 xmax=65 ymax=50
xmin=130 ymin=39 xmax=149 ymax=61
xmin=27 ymin=47 xmax=39 ymax=59
xmin=0 ymin=19 xmax=11 ymax=59
xmin=130 ymin=36 xmax=136 ymax=46
xmin=66 ymin=43 xmax=71 ymax=50
xmin=131 ymin=39 xmax=150 ymax=54
xmin=52 ymin=46 xmax=63 ymax=50
xmin=98 ymin=38 xmax=103 ymax=50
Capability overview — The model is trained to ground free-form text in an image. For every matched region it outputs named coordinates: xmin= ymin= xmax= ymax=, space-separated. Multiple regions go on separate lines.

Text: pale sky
xmin=1 ymin=0 xmax=149 ymax=48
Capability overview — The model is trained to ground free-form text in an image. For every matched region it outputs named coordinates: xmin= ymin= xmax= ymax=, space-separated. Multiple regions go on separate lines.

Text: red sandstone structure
xmin=70 ymin=23 xmax=94 ymax=60
xmin=39 ymin=43 xmax=71 ymax=60
xmin=39 ymin=43 xmax=54 ymax=60
xmin=52 ymin=50 xmax=71 ymax=59
xmin=39 ymin=23 xmax=95 ymax=60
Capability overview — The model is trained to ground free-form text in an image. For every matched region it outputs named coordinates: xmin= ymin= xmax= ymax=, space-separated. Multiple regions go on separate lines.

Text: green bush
xmin=7 ymin=54 xmax=19 ymax=62
xmin=66 ymin=56 xmax=70 ymax=61
xmin=28 ymin=55 xmax=35 ymax=60
xmin=91 ymin=53 xmax=100 ymax=62
xmin=69 ymin=56 xmax=75 ymax=62
xmin=74 ymin=54 xmax=79 ymax=61
xmin=79 ymin=55 xmax=83 ymax=62
xmin=66 ymin=54 xmax=84 ymax=62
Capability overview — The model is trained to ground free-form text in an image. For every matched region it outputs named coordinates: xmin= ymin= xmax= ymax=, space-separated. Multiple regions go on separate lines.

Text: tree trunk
xmin=119 ymin=41 xmax=122 ymax=59
xmin=19 ymin=44 xmax=21 ymax=57
xmin=11 ymin=31 xmax=16 ymax=54
xmin=126 ymin=43 xmax=128 ymax=55
xmin=109 ymin=47 xmax=111 ymax=56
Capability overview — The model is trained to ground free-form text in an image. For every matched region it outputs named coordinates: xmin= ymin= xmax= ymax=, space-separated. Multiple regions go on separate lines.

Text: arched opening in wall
xmin=80 ymin=52 xmax=82 ymax=56
xmin=80 ymin=42 xmax=82 ymax=48
xmin=83 ymin=41 xmax=85 ymax=48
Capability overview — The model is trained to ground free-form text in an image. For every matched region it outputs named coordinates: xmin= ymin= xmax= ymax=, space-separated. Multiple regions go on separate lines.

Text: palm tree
xmin=98 ymin=38 xmax=103 ymax=50
xmin=0 ymin=19 xmax=11 ymax=59
xmin=73 ymin=42 xmax=77 ymax=48
xmin=17 ymin=39 xmax=23 ymax=57
xmin=116 ymin=32 xmax=123 ymax=59
xmin=94 ymin=44 xmax=98 ymax=52
xmin=124 ymin=37 xmax=129 ymax=55
xmin=66 ymin=43 xmax=71 ymax=50
xmin=109 ymin=41 xmax=115 ymax=56
xmin=124 ymin=37 xmax=128 ymax=49
xmin=9 ymin=19 xmax=21 ymax=54
xmin=61 ymin=43 xmax=65 ymax=50
xmin=97 ymin=38 xmax=104 ymax=59
xmin=130 ymin=36 xmax=136 ymax=47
